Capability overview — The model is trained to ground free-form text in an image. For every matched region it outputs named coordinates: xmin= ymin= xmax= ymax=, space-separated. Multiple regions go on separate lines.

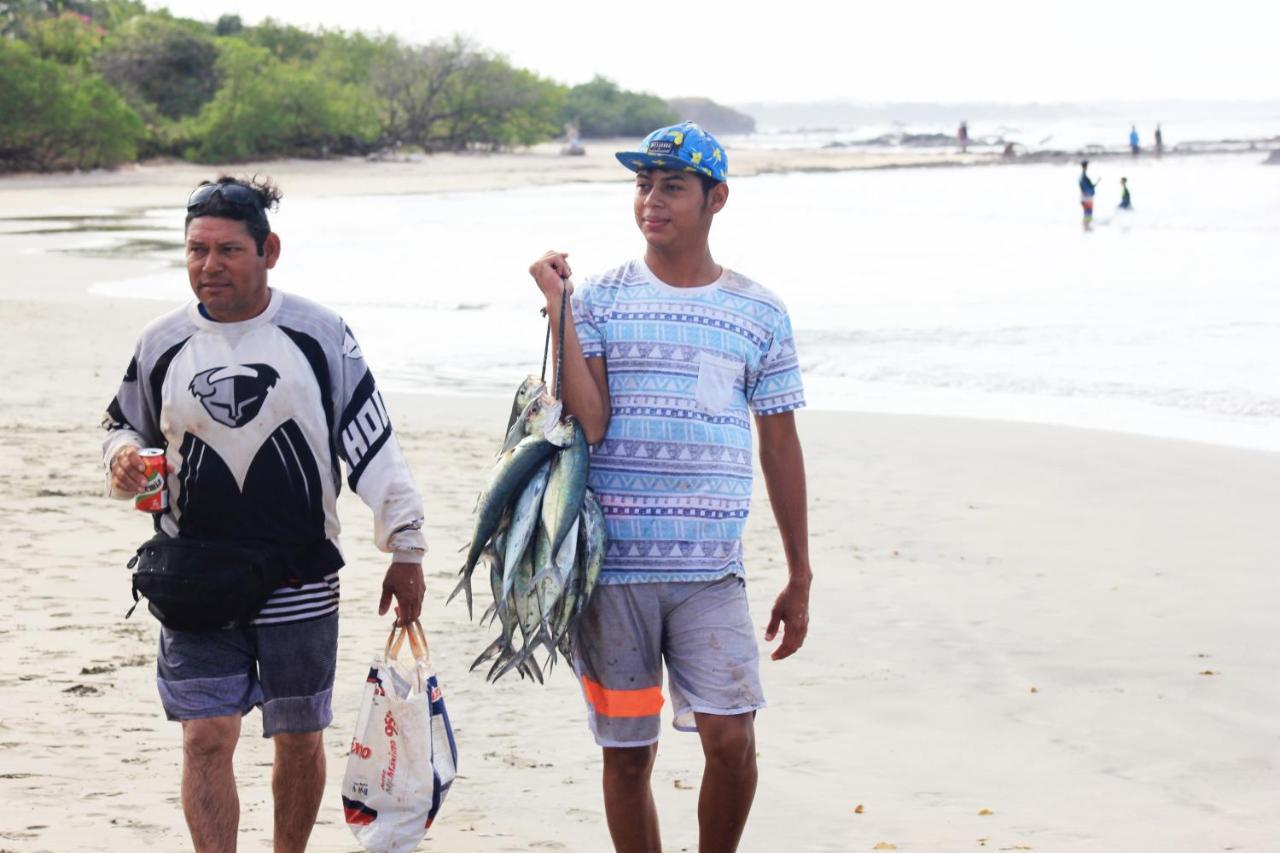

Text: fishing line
xmin=554 ymin=280 xmax=567 ymax=400
xmin=537 ymin=278 xmax=569 ymax=398
xmin=540 ymin=315 xmax=551 ymax=384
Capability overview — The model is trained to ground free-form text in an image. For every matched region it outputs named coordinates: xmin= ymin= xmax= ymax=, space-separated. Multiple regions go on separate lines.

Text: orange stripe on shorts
xmin=580 ymin=675 xmax=664 ymax=718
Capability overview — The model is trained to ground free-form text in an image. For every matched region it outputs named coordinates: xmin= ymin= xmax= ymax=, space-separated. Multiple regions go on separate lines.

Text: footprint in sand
xmin=80 ymin=664 xmax=116 ymax=675
xmin=63 ymin=684 xmax=102 ymax=696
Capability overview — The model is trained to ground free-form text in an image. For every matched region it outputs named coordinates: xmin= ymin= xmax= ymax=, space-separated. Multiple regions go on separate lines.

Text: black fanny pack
xmin=127 ymin=535 xmax=319 ymax=632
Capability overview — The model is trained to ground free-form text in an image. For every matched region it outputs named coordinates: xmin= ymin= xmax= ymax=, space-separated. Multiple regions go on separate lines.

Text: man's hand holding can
xmin=110 ymin=445 xmax=149 ymax=494
xmin=111 ymin=446 xmax=168 ymax=512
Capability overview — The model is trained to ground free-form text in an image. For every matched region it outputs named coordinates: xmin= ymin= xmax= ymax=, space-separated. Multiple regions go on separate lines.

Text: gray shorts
xmin=573 ymin=574 xmax=765 ymax=748
xmin=156 ymin=613 xmax=338 ymax=737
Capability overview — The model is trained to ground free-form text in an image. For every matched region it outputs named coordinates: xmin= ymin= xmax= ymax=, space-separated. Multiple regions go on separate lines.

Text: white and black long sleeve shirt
xmin=103 ymin=289 xmax=426 ymax=625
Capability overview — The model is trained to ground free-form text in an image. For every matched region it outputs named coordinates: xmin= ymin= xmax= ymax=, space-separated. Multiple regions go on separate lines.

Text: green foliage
xmin=312 ymin=29 xmax=393 ymax=87
xmin=83 ymin=0 xmax=146 ymax=29
xmin=24 ymin=10 xmax=105 ymax=64
xmin=242 ymin=17 xmax=321 ymax=61
xmin=434 ymin=58 xmax=566 ymax=150
xmin=561 ymin=76 xmax=677 ymax=138
xmin=95 ymin=15 xmax=219 ymax=121
xmin=214 ymin=13 xmax=240 ymax=36
xmin=0 ymin=37 xmax=143 ymax=170
xmin=371 ymin=36 xmax=564 ymax=151
xmin=1 ymin=1 xmax=64 ymax=37
xmin=1 ymin=0 xmax=142 ymax=37
xmin=187 ymin=40 xmax=379 ymax=162
xmin=371 ymin=36 xmax=471 ymax=149
xmin=0 ymin=6 xmax=696 ymax=171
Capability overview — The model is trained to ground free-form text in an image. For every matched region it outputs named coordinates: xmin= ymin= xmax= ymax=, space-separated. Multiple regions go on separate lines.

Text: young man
xmin=528 ymin=122 xmax=812 ymax=853
xmin=1079 ymin=160 xmax=1101 ymax=230
xmin=103 ymin=177 xmax=426 ymax=852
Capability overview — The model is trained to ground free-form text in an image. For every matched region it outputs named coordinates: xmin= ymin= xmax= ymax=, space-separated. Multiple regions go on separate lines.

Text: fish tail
xmin=446 ymin=568 xmax=475 ymax=620
xmin=469 ymin=636 xmax=506 ymax=671
xmin=521 ymin=658 xmax=545 ymax=684
xmin=491 ymin=647 xmax=527 ymax=683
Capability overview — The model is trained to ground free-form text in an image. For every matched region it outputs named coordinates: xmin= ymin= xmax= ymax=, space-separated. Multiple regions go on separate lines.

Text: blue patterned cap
xmin=615 ymin=121 xmax=728 ymax=183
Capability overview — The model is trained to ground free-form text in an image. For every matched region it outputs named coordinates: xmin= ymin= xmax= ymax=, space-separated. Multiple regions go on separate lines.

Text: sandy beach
xmin=0 ymin=141 xmax=1001 ymax=217
xmin=0 ymin=151 xmax=1276 ymax=852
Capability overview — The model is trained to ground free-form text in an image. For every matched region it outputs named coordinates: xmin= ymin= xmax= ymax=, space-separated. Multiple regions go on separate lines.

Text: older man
xmin=103 ymin=176 xmax=426 ymax=852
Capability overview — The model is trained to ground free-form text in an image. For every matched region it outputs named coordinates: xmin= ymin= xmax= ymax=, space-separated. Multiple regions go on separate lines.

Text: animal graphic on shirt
xmin=188 ymin=364 xmax=281 ymax=428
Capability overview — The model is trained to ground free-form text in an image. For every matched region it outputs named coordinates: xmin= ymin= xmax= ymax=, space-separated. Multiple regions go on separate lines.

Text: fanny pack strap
xmin=123 ymin=535 xmax=319 ymax=628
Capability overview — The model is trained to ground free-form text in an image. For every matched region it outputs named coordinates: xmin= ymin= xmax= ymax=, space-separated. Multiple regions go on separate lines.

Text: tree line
xmin=0 ymin=1 xmax=681 ymax=171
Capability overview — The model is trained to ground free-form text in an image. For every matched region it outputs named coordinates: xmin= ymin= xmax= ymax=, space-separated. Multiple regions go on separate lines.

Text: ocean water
xmin=82 ymin=152 xmax=1280 ymax=451
xmin=731 ymin=105 xmax=1280 ymax=155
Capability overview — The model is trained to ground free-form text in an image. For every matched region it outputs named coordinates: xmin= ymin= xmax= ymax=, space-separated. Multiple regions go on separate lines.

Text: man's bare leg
xmin=272 ymin=730 xmax=326 ymax=853
xmin=602 ymin=744 xmax=661 ymax=853
xmin=182 ymin=715 xmax=242 ymax=853
xmin=694 ymin=712 xmax=758 ymax=853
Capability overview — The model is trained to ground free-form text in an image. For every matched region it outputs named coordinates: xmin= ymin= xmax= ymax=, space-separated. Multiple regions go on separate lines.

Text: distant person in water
xmin=1079 ymin=160 xmax=1100 ymax=230
xmin=958 ymin=120 xmax=969 ymax=153
xmin=1154 ymin=124 xmax=1164 ymax=157
xmin=1119 ymin=177 xmax=1132 ymax=210
xmin=1129 ymin=124 xmax=1140 ymax=156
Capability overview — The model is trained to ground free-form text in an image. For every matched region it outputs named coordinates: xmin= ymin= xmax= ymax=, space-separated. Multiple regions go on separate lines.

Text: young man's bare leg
xmin=182 ymin=715 xmax=242 ymax=853
xmin=694 ymin=712 xmax=758 ymax=853
xmin=272 ymin=730 xmax=326 ymax=853
xmin=602 ymin=744 xmax=661 ymax=853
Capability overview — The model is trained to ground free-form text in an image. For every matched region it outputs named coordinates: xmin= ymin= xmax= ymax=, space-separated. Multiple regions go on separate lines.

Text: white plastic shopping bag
xmin=342 ymin=620 xmax=458 ymax=853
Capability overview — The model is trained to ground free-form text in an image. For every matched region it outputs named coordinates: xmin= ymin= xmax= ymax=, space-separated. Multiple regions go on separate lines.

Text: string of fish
xmin=447 ymin=284 xmax=605 ymax=683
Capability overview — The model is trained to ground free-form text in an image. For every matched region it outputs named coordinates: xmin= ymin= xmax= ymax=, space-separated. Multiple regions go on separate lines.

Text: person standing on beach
xmin=958 ymin=120 xmax=970 ymax=153
xmin=102 ymin=176 xmax=427 ymax=852
xmin=1079 ymin=160 xmax=1101 ymax=230
xmin=1155 ymin=123 xmax=1164 ymax=157
xmin=1119 ymin=177 xmax=1132 ymax=210
xmin=1129 ymin=124 xmax=1141 ymax=156
xmin=527 ymin=121 xmax=811 ymax=853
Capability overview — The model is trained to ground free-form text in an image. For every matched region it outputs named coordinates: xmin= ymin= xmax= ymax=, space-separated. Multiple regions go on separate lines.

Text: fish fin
xmin=469 ymin=636 xmax=506 ymax=671
xmin=486 ymin=652 xmax=508 ymax=683
xmin=529 ymin=614 xmax=557 ymax=670
xmin=491 ymin=648 xmax=528 ymax=683
xmin=557 ymin=627 xmax=577 ymax=662
xmin=520 ymin=658 xmax=544 ymax=684
xmin=445 ymin=568 xmax=475 ymax=620
xmin=528 ymin=564 xmax=554 ymax=588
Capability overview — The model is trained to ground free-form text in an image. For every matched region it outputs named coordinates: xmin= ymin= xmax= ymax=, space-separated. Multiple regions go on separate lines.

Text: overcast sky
xmin=148 ymin=0 xmax=1278 ymax=105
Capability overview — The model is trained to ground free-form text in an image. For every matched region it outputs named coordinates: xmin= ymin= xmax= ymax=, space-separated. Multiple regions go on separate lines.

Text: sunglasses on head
xmin=186 ymin=182 xmax=264 ymax=212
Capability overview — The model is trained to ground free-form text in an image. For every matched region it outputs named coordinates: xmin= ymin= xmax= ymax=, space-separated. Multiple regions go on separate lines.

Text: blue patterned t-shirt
xmin=572 ymin=259 xmax=806 ymax=585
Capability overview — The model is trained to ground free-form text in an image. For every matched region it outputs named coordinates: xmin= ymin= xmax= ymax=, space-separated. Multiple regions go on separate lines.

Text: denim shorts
xmin=573 ymin=574 xmax=765 ymax=748
xmin=156 ymin=613 xmax=338 ymax=737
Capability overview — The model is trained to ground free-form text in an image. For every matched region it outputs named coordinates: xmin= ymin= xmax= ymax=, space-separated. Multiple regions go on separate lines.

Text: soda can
xmin=135 ymin=448 xmax=168 ymax=513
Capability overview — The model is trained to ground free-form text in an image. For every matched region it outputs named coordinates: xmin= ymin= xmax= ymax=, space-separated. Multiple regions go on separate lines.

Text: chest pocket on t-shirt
xmin=695 ymin=352 xmax=743 ymax=415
